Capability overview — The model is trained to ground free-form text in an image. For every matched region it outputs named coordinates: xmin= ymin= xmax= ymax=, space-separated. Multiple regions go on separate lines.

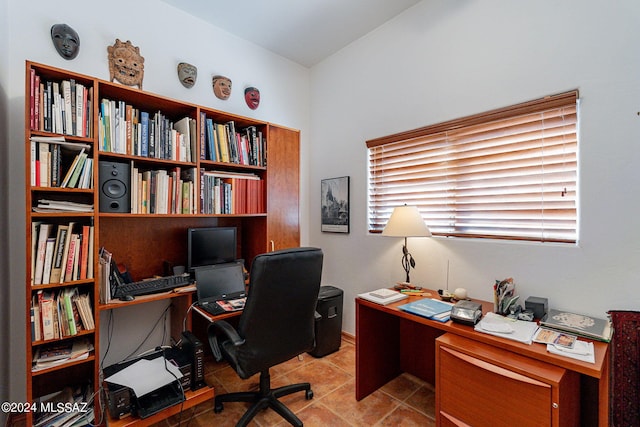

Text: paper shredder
xmin=309 ymin=285 xmax=343 ymax=357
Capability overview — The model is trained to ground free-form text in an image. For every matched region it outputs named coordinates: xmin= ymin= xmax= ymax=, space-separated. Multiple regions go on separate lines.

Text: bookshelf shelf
xmin=24 ymin=60 xmax=300 ymax=425
xmin=31 ymin=329 xmax=95 ymax=347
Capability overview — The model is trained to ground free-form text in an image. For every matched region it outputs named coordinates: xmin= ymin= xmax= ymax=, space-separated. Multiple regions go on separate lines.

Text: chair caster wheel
xmin=305 ymin=389 xmax=313 ymax=400
xmin=214 ymin=402 xmax=223 ymax=413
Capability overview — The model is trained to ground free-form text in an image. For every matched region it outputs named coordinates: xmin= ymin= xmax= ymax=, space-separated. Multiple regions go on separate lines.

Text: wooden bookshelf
xmin=24 ymin=60 xmax=300 ymax=426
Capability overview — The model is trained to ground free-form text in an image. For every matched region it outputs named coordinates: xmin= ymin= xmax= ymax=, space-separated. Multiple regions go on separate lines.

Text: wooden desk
xmin=355 ymin=292 xmax=610 ymax=426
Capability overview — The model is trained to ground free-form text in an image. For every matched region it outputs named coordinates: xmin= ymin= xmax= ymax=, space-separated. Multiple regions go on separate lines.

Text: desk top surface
xmin=356 ymin=290 xmax=609 ymax=379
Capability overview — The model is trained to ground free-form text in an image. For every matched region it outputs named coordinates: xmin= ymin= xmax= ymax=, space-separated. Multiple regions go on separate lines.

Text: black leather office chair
xmin=207 ymin=247 xmax=323 ymax=427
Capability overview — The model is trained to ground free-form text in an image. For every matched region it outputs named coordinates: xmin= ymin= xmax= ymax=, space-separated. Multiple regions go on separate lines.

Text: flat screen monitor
xmin=187 ymin=227 xmax=237 ymax=271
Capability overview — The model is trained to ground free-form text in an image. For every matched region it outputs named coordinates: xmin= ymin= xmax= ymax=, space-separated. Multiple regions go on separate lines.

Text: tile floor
xmin=156 ymin=337 xmax=436 ymax=426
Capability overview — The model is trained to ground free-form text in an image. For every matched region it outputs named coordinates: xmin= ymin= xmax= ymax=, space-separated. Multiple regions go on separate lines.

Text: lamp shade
xmin=382 ymin=205 xmax=431 ymax=237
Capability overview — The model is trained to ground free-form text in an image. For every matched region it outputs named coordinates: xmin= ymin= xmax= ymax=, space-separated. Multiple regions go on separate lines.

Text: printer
xmin=103 ymin=349 xmax=185 ymax=420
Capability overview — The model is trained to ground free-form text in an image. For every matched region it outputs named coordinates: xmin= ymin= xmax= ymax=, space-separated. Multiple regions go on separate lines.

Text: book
xmin=58 ymin=222 xmax=75 ymax=283
xmin=33 ymin=223 xmax=53 ymax=285
xmin=397 ymin=298 xmax=453 ymax=322
xmin=39 ymin=291 xmax=55 ymax=340
xmin=63 ymin=234 xmax=79 ymax=283
xmin=49 ymin=225 xmax=68 ymax=284
xmin=31 ymin=295 xmax=42 ymax=342
xmin=540 ymin=308 xmax=613 ymax=342
xmin=73 ymin=291 xmax=94 ymax=330
xmin=60 ymin=148 xmax=85 ymax=187
xmin=40 ymin=237 xmax=56 ymax=285
xmin=79 ymin=225 xmax=90 ymax=279
xmin=358 ymin=288 xmax=408 ymax=305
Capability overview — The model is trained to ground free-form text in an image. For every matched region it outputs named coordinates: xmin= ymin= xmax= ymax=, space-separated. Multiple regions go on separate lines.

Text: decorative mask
xmin=212 ymin=75 xmax=232 ymax=100
xmin=177 ymin=62 xmax=197 ymax=88
xmin=244 ymin=87 xmax=260 ymax=110
xmin=107 ymin=39 xmax=145 ymax=89
xmin=50 ymin=24 xmax=80 ymax=60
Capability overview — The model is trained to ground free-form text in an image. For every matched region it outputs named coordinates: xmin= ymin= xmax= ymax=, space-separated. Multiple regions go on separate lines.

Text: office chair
xmin=207 ymin=247 xmax=323 ymax=427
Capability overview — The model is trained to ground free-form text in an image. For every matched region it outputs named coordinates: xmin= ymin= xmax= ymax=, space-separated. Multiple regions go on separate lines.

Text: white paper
xmin=104 ymin=357 xmax=183 ymax=397
xmin=547 ymin=340 xmax=595 ymax=363
xmin=358 ymin=288 xmax=408 ymax=305
xmin=474 ymin=312 xmax=538 ymax=344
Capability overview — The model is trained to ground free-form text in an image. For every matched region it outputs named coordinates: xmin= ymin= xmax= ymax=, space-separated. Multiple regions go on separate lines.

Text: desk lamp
xmin=382 ymin=205 xmax=431 ymax=284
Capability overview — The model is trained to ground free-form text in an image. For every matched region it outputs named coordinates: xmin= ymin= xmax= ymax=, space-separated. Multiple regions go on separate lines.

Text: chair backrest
xmin=235 ymin=247 xmax=323 ymax=375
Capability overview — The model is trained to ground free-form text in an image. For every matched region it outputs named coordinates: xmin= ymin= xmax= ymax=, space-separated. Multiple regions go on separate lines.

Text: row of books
xmin=31 ymin=221 xmax=94 ymax=286
xmin=32 ymin=338 xmax=94 ymax=373
xmin=33 ymin=383 xmax=94 ymax=426
xmin=130 ymin=165 xmax=196 ymax=214
xmin=29 ymin=70 xmax=93 ymax=137
xmin=200 ymin=170 xmax=265 ymax=214
xmin=201 ymin=115 xmax=266 ymax=167
xmin=29 ymin=137 xmax=93 ymax=189
xmin=98 ymin=99 xmax=196 ymax=163
xmin=31 ymin=288 xmax=94 ymax=343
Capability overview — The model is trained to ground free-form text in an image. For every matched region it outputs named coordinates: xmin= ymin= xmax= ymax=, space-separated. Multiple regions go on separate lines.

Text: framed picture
xmin=321 ymin=176 xmax=350 ymax=233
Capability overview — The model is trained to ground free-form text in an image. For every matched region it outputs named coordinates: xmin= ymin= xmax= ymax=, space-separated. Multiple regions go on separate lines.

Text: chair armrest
xmin=206 ymin=320 xmax=245 ymax=362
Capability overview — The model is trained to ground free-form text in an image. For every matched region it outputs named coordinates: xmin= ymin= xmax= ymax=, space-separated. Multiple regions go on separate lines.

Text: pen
xmin=400 ymin=290 xmax=430 ymax=296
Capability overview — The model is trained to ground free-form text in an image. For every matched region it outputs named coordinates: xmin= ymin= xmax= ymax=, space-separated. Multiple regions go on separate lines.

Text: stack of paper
xmin=474 ymin=312 xmax=538 ymax=344
xmin=358 ymin=288 xmax=408 ymax=305
xmin=547 ymin=340 xmax=595 ymax=363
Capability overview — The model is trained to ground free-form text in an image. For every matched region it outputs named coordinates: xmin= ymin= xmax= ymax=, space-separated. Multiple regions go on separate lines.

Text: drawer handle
xmin=442 ymin=347 xmax=550 ymax=388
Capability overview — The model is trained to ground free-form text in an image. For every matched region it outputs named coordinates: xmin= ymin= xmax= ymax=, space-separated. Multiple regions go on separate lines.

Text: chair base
xmin=214 ymin=370 xmax=313 ymax=427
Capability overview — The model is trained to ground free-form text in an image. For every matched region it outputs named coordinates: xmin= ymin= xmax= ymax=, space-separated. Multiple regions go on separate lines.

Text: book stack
xmin=32 ymin=338 xmax=93 ymax=372
xmin=358 ymin=288 xmax=408 ymax=305
xmin=200 ymin=115 xmax=266 ymax=166
xmin=200 ymin=170 xmax=264 ymax=214
xmin=129 ymin=165 xmax=196 ymax=214
xmin=29 ymin=137 xmax=93 ymax=189
xmin=31 ymin=287 xmax=94 ymax=342
xmin=31 ymin=221 xmax=94 ymax=286
xmin=98 ymin=99 xmax=196 ymax=162
xmin=33 ymin=384 xmax=94 ymax=427
xmin=29 ymin=70 xmax=93 ymax=137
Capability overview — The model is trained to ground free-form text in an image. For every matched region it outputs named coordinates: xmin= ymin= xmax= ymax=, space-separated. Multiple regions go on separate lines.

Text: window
xmin=367 ymin=90 xmax=578 ymax=243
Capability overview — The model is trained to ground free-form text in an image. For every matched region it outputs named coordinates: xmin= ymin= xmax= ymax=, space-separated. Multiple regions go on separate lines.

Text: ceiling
xmin=160 ymin=0 xmax=422 ymax=68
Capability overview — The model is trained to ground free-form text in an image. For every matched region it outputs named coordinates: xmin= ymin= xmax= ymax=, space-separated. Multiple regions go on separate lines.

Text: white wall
xmin=309 ymin=0 xmax=640 ymax=335
xmin=2 ymin=0 xmax=310 ymax=401
xmin=1 ymin=0 xmax=10 ymax=421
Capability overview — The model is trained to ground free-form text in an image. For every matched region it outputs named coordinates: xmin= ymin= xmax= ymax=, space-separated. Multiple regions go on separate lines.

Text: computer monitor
xmin=187 ymin=227 xmax=237 ymax=271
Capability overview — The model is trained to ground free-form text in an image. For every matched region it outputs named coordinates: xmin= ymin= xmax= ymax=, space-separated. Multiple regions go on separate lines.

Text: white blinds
xmin=367 ymin=91 xmax=578 ymax=243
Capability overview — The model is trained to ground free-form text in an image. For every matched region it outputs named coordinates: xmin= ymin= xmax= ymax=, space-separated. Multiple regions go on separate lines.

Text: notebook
xmin=195 ymin=262 xmax=247 ymax=316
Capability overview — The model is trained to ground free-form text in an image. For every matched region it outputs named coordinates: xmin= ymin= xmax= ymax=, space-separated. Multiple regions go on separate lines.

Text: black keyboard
xmin=114 ymin=274 xmax=192 ymax=298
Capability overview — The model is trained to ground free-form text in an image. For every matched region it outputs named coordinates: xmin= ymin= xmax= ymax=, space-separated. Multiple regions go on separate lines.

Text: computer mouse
xmin=119 ymin=295 xmax=135 ymax=301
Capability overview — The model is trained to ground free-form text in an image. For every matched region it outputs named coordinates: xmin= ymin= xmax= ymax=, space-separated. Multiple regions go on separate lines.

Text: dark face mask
xmin=51 ymin=24 xmax=80 ymax=60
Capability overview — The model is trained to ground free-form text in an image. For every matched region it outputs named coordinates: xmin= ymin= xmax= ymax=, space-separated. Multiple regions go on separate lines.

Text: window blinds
xmin=367 ymin=90 xmax=578 ymax=243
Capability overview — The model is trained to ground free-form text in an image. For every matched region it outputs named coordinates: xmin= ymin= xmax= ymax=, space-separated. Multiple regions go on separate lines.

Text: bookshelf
xmin=24 ymin=61 xmax=299 ymax=426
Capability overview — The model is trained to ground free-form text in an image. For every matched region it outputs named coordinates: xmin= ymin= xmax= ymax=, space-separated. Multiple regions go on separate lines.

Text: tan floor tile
xmin=294 ymin=402 xmax=353 ymax=426
xmin=284 ymin=358 xmax=352 ymax=398
xmin=380 ymin=373 xmax=425 ymax=401
xmin=321 ymin=342 xmax=355 ymax=375
xmin=376 ymin=404 xmax=436 ymax=426
xmin=405 ymin=384 xmax=436 ymax=417
xmin=320 ymin=378 xmax=402 ymax=426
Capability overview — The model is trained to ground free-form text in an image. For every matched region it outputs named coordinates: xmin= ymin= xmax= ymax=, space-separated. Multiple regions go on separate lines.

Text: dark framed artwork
xmin=321 ymin=176 xmax=350 ymax=233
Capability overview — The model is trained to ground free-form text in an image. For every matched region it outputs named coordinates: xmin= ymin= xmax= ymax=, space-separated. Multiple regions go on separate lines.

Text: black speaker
xmin=99 ymin=161 xmax=130 ymax=213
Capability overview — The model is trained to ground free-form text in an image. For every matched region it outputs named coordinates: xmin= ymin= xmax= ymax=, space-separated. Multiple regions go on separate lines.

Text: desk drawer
xmin=435 ymin=334 xmax=579 ymax=427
